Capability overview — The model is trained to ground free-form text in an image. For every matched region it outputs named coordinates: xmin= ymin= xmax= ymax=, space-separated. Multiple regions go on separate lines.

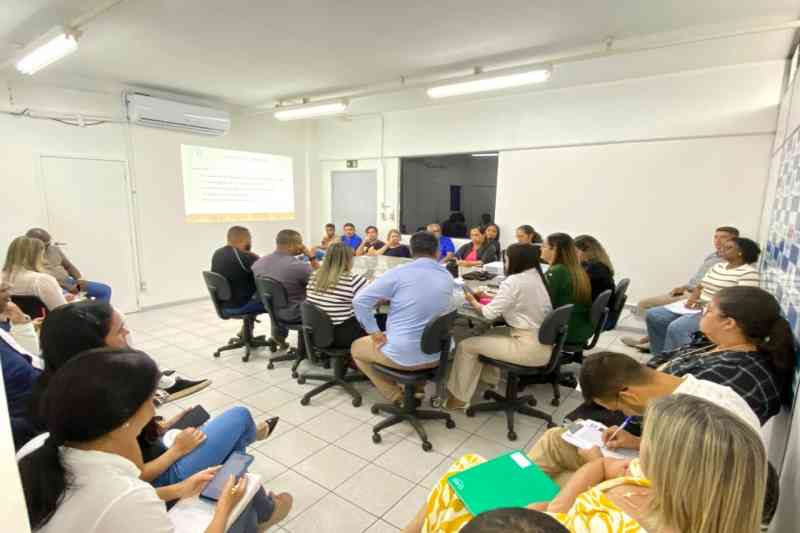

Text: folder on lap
xmin=448 ymin=451 xmax=560 ymax=515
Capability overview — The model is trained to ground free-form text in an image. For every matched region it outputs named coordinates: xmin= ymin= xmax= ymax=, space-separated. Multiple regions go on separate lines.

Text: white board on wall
xmin=495 ymin=135 xmax=773 ymax=302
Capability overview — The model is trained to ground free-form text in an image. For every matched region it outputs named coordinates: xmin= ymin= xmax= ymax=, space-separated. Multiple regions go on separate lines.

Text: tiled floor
xmin=129 ymin=301 xmax=646 ymax=532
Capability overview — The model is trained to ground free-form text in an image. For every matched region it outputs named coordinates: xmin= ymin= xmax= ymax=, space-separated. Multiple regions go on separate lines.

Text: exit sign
xmin=346 ymin=160 xmax=358 ymax=168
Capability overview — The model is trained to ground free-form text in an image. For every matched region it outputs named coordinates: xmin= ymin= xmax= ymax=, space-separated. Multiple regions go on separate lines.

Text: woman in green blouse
xmin=541 ymin=233 xmax=594 ymax=345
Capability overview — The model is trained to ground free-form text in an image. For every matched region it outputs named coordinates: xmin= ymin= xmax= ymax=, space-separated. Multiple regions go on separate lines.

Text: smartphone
xmin=461 ymin=285 xmax=473 ymax=297
xmin=171 ymin=405 xmax=210 ymax=431
xmin=201 ymin=451 xmax=254 ymax=501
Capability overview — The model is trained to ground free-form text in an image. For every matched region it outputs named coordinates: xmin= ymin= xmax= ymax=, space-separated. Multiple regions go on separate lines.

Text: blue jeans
xmin=228 ymin=488 xmax=275 ymax=533
xmin=65 ymin=276 xmax=112 ymax=303
xmin=645 ymin=307 xmax=702 ymax=355
xmin=154 ymin=406 xmax=257 ymax=486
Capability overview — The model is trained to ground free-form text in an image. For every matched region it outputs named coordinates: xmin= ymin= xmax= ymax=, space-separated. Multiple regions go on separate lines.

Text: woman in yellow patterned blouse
xmin=403 ymin=395 xmax=767 ymax=533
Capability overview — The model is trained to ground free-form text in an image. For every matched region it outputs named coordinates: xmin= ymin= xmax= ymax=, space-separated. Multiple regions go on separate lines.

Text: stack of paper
xmin=168 ymin=473 xmax=262 ymax=532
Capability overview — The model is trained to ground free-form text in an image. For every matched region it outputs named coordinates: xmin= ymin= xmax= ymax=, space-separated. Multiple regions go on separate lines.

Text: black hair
xmin=715 ymin=286 xmax=796 ymax=404
xmin=480 ymin=213 xmax=492 ymax=225
xmin=276 ymin=229 xmax=302 ymax=246
xmin=410 ymin=231 xmax=439 ymax=258
xmin=324 ymin=223 xmax=335 ymax=229
xmin=343 ymin=222 xmax=356 ymax=229
xmin=19 ymin=348 xmax=160 ymax=530
xmin=506 ymin=243 xmax=546 ymax=284
xmin=716 ymin=226 xmax=740 ymax=237
xmin=578 ymin=351 xmax=651 ymax=403
xmin=365 ymin=225 xmax=378 ymax=233
xmin=485 ymin=223 xmax=501 ymax=241
xmin=462 ymin=508 xmax=568 ymax=533
xmin=730 ymin=237 xmax=761 ymax=264
xmin=517 ymin=225 xmax=543 ymax=244
xmin=226 ymin=225 xmax=250 ymax=242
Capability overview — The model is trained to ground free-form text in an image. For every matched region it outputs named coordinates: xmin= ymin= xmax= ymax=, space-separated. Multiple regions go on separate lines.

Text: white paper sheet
xmin=168 ymin=473 xmax=262 ymax=532
xmin=561 ymin=420 xmax=639 ymax=460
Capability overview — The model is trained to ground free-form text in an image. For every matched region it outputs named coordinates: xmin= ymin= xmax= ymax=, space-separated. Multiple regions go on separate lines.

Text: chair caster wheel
xmin=507 ymin=431 xmax=518 ymax=441
xmin=267 ymin=362 xmax=275 ymax=370
xmin=465 ymin=408 xmax=475 ymax=417
xmin=213 ymin=351 xmax=221 ymax=358
xmin=241 ymin=355 xmax=249 ymax=362
xmin=445 ymin=419 xmax=456 ymax=429
xmin=431 ymin=397 xmax=442 ymax=408
xmin=291 ymin=371 xmax=299 ymax=379
xmin=371 ymin=406 xmax=380 ymax=415
xmin=551 ymin=398 xmax=560 ymax=407
xmin=546 ymin=420 xmax=557 ymax=429
xmin=297 ymin=376 xmax=306 ymax=385
xmin=352 ymin=397 xmax=362 ymax=407
xmin=269 ymin=345 xmax=277 ymax=353
xmin=528 ymin=398 xmax=537 ymax=406
xmin=372 ymin=433 xmax=382 ymax=444
xmin=483 ymin=390 xmax=493 ymax=400
xmin=229 ymin=337 xmax=238 ymax=345
xmin=300 ymin=397 xmax=310 ymax=406
xmin=422 ymin=441 xmax=433 ymax=452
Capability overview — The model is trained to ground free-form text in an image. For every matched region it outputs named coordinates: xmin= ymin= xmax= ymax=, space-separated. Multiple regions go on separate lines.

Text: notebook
xmin=447 ymin=451 xmax=560 ymax=515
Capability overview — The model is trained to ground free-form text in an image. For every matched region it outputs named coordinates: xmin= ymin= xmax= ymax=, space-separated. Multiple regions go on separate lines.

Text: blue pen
xmin=606 ymin=416 xmax=633 ymax=444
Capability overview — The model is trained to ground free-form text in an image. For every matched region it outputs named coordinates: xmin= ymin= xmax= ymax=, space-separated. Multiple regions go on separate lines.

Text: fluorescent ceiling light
xmin=472 ymin=153 xmax=498 ymax=158
xmin=274 ymin=101 xmax=348 ymax=121
xmin=428 ymin=67 xmax=551 ymax=99
xmin=16 ymin=27 xmax=79 ymax=75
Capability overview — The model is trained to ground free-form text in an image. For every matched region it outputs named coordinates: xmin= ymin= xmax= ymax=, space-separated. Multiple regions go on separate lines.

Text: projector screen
xmin=181 ymin=145 xmax=294 ymax=223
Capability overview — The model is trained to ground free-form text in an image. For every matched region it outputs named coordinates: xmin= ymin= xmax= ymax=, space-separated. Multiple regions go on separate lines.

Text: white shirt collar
xmin=61 ymin=447 xmax=142 ymax=479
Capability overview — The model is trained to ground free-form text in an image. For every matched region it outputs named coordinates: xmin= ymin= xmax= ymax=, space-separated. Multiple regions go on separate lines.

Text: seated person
xmin=445 ymin=244 xmax=553 ymax=409
xmin=352 ymin=231 xmax=454 ymax=403
xmin=515 ymin=224 xmax=543 ymax=245
xmin=427 ymin=223 xmax=455 ymax=261
xmin=369 ymin=229 xmax=411 ymax=258
xmin=211 ymin=225 xmax=264 ymax=314
xmin=442 ymin=212 xmax=468 ymax=238
xmin=0 ymin=280 xmax=42 ymax=450
xmin=528 ymin=351 xmax=761 ymax=486
xmin=406 ymin=395 xmax=769 ymax=533
xmin=306 ymin=242 xmax=369 ymax=348
xmin=2 ymin=236 xmax=67 ymax=311
xmin=26 ymin=228 xmax=112 ymax=303
xmin=455 ymin=226 xmax=498 ymax=267
xmin=18 ymin=349 xmax=292 ymax=533
xmin=622 ymin=226 xmax=738 ymax=351
xmin=574 ymin=234 xmax=615 ymax=302
xmin=355 ymin=225 xmax=385 ymax=256
xmin=340 ymin=222 xmax=363 ymax=250
xmin=646 ymin=236 xmax=760 ymax=354
xmin=27 ymin=301 xmax=278 ymax=489
xmin=541 ymin=233 xmax=593 ymax=346
xmin=318 ymin=223 xmax=337 ymax=251
xmin=459 ymin=508 xmax=568 ymax=533
xmin=252 ymin=229 xmax=319 ymax=347
xmin=484 ymin=223 xmax=502 ymax=259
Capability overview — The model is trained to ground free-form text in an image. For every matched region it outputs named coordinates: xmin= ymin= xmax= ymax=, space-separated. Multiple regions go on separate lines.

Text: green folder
xmin=447 ymin=451 xmax=560 ymax=516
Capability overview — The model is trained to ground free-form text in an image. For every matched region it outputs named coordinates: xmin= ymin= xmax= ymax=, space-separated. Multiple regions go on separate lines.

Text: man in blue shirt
xmin=340 ymin=222 xmax=363 ymax=250
xmin=352 ymin=231 xmax=454 ymax=402
xmin=427 ymin=223 xmax=455 ymax=261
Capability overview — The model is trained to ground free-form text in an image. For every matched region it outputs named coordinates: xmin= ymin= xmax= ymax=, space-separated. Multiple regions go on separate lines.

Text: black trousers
xmin=332 ymin=316 xmax=366 ymax=349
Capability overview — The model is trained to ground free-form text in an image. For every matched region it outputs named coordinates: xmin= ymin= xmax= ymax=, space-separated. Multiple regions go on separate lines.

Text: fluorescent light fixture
xmin=471 ymin=153 xmax=498 ymax=158
xmin=16 ymin=27 xmax=79 ymax=75
xmin=273 ymin=101 xmax=348 ymax=121
xmin=427 ymin=66 xmax=551 ymax=99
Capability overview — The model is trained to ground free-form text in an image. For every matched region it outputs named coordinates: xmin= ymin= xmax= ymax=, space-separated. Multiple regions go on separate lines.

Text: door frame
xmin=36 ymin=152 xmax=142 ymax=312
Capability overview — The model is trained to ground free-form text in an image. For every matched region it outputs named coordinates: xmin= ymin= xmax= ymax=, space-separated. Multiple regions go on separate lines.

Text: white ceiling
xmin=1 ymin=0 xmax=799 ymax=107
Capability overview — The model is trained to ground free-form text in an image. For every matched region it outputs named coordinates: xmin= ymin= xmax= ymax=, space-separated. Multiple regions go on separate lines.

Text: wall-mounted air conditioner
xmin=126 ymin=93 xmax=231 ymax=136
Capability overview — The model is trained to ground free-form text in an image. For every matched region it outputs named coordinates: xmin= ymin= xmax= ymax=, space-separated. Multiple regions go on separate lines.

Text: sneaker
xmin=621 ymin=336 xmax=648 ymax=348
xmin=163 ymin=378 xmax=212 ymax=402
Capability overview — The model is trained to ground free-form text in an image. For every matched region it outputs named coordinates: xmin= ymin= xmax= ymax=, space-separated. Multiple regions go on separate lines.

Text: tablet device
xmin=200 ymin=452 xmax=254 ymax=501
xmin=171 ymin=405 xmax=211 ymax=431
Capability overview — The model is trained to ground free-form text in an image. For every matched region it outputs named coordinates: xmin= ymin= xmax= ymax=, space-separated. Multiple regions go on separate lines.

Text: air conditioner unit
xmin=126 ymin=93 xmax=231 ymax=136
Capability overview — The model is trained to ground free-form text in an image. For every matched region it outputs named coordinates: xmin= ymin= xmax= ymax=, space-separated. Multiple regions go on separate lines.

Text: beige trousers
xmin=635 ymin=291 xmax=688 ymax=315
xmin=447 ymin=327 xmax=551 ymax=403
xmin=351 ymin=336 xmax=438 ymax=402
xmin=527 ymin=427 xmax=588 ymax=487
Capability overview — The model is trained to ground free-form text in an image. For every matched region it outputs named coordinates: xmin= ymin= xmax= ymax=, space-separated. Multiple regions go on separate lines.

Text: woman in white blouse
xmin=445 ymin=243 xmax=553 ymax=409
xmin=18 ymin=348 xmax=289 ymax=533
xmin=2 ymin=236 xmax=67 ymax=311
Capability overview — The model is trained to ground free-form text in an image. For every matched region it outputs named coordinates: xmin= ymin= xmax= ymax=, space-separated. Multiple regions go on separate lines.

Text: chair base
xmin=466 ymin=376 xmax=557 ymax=442
xmin=370 ymin=384 xmax=455 ymax=452
xmin=267 ymin=329 xmax=306 ymax=378
xmin=298 ymin=356 xmax=368 ymax=407
xmin=213 ymin=316 xmax=270 ymax=362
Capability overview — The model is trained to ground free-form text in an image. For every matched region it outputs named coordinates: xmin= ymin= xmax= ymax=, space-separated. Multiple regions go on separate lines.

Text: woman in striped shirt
xmin=646 ymin=237 xmax=761 ymax=354
xmin=306 ymin=242 xmax=369 ymax=347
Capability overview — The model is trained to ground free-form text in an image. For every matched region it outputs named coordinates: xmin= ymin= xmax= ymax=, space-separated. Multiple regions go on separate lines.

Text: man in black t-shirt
xmin=211 ymin=226 xmax=263 ymax=312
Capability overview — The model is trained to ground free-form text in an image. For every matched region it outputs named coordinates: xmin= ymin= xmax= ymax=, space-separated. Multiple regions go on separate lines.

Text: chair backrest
xmin=300 ymin=301 xmax=336 ymax=350
xmin=584 ymin=289 xmax=613 ymax=350
xmin=420 ymin=310 xmax=458 ymax=383
xmin=538 ymin=304 xmax=574 ymax=374
xmin=254 ymin=275 xmax=289 ymax=318
xmin=10 ymin=295 xmax=47 ymax=319
xmin=604 ymin=278 xmax=630 ymax=331
xmin=202 ymin=271 xmax=231 ymax=320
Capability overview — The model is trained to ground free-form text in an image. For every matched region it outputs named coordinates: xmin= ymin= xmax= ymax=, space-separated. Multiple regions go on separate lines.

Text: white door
xmin=39 ymin=156 xmax=139 ymax=313
xmin=331 ymin=170 xmax=377 ymax=232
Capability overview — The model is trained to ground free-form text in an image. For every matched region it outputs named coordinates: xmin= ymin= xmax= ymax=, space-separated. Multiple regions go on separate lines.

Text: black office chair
xmin=10 ymin=295 xmax=48 ymax=319
xmin=370 ymin=310 xmax=458 ymax=452
xmin=255 ymin=275 xmax=305 ymax=378
xmin=465 ymin=304 xmax=574 ymax=441
xmin=559 ymin=289 xmax=613 ymax=366
xmin=202 ymin=271 xmax=269 ymax=362
xmin=299 ymin=302 xmax=368 ymax=407
xmin=603 ymin=278 xmax=631 ymax=331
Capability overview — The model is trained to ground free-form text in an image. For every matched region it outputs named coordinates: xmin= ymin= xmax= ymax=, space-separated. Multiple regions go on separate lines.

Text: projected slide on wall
xmin=181 ymin=145 xmax=294 ymax=223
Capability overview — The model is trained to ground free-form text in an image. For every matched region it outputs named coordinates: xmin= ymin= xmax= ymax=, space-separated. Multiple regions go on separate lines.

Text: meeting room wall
xmin=0 ymin=83 xmax=311 ymax=309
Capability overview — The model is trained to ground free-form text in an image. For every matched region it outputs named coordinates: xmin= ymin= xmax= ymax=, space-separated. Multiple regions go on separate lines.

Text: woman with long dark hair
xmin=574 ymin=234 xmax=615 ymax=302
xmin=446 ymin=244 xmax=553 ymax=408
xmin=455 ymin=226 xmax=498 ymax=267
xmin=541 ymin=233 xmax=593 ymax=345
xmin=516 ymin=225 xmax=543 ymax=245
xmin=19 ymin=349 xmax=290 ymax=532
